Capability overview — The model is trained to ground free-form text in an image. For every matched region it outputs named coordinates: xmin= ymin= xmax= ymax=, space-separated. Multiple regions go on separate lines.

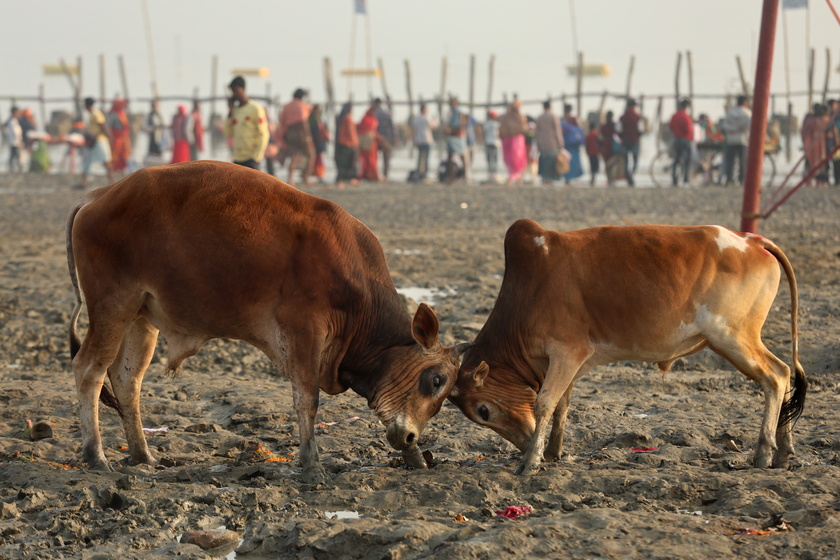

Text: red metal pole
xmin=740 ymin=0 xmax=779 ymax=233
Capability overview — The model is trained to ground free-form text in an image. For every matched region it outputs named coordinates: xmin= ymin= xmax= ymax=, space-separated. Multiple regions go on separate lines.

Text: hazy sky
xmin=2 ymin=0 xmax=837 ymax=120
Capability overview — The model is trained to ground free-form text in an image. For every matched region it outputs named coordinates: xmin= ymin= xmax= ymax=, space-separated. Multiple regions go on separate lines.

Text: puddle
xmin=391 ymin=248 xmax=428 ymax=255
xmin=324 ymin=510 xmax=361 ymax=520
xmin=396 ymin=286 xmax=457 ymax=305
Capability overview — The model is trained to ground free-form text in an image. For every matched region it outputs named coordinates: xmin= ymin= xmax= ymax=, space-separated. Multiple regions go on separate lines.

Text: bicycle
xmin=649 ymin=143 xmax=777 ymax=188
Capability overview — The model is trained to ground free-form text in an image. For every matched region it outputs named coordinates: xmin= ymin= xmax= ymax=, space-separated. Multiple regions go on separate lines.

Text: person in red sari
xmin=171 ymin=105 xmax=191 ymax=163
xmin=801 ymin=103 xmax=832 ymax=187
xmin=106 ymin=98 xmax=132 ymax=175
xmin=357 ymin=107 xmax=380 ymax=181
xmin=187 ymin=100 xmax=205 ymax=161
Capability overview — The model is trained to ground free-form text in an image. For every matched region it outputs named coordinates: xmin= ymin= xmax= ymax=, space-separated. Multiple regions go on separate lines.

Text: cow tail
xmin=763 ymin=240 xmax=807 ymax=428
xmin=66 ymin=202 xmax=84 ymax=360
xmin=66 ymin=200 xmax=123 ymax=417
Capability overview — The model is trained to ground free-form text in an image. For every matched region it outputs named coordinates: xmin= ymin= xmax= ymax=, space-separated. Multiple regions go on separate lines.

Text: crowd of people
xmin=4 ymin=74 xmax=840 ymax=190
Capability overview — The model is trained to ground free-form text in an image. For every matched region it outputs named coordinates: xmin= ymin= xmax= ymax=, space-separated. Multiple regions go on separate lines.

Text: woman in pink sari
xmin=170 ymin=105 xmax=191 ymax=163
xmin=357 ymin=108 xmax=380 ymax=181
xmin=499 ymin=100 xmax=528 ymax=184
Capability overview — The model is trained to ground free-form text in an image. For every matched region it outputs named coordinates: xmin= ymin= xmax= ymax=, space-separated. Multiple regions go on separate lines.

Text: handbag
xmin=359 ymin=132 xmax=374 ymax=151
xmin=555 ymin=151 xmax=570 ymax=175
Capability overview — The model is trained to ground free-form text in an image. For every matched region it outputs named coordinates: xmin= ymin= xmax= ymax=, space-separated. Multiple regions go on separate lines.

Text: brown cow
xmin=450 ymin=220 xmax=807 ymax=475
xmin=67 ymin=161 xmax=468 ymax=479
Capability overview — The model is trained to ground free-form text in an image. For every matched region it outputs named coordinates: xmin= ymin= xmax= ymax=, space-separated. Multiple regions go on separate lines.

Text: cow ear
xmin=412 ymin=303 xmax=440 ymax=350
xmin=473 ymin=361 xmax=490 ymax=387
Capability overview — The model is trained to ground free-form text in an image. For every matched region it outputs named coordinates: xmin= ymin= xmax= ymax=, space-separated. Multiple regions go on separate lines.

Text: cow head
xmin=448 ymin=359 xmax=538 ymax=452
xmin=368 ymin=303 xmax=470 ymax=453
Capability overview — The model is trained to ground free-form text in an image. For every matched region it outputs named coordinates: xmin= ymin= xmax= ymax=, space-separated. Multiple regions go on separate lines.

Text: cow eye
xmin=477 ymin=404 xmax=490 ymax=422
xmin=433 ymin=375 xmax=444 ymax=389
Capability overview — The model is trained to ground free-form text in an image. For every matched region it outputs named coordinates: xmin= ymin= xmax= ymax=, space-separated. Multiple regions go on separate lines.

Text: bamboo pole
xmin=404 ymin=59 xmax=414 ymax=119
xmin=785 ymin=101 xmax=792 ymax=163
xmin=736 ymin=55 xmax=750 ymax=98
xmin=210 ymin=55 xmax=218 ymax=158
xmin=377 ymin=57 xmax=392 ymax=112
xmin=686 ymin=51 xmax=694 ymax=115
xmin=404 ymin=59 xmax=415 ymax=158
xmin=99 ymin=54 xmax=106 ymax=105
xmin=674 ymin=51 xmax=683 ymax=110
xmin=576 ymin=52 xmax=584 ymax=119
xmin=654 ymin=96 xmax=664 ymax=149
xmin=437 ymin=56 xmax=448 ymax=163
xmin=822 ymin=47 xmax=831 ymax=103
xmin=625 ymin=55 xmax=635 ymax=100
xmin=210 ymin=55 xmax=218 ymax=116
xmin=141 ymin=0 xmax=159 ymax=98
xmin=77 ymin=56 xmax=83 ymax=101
xmin=807 ymin=47 xmax=815 ymax=110
xmin=118 ymin=55 xmax=130 ymax=109
xmin=38 ymin=84 xmax=46 ymax=133
xmin=60 ymin=57 xmax=82 ymax=119
xmin=597 ymin=90 xmax=608 ymax=121
xmin=468 ymin=54 xmax=476 ymax=116
xmin=486 ymin=54 xmax=496 ymax=111
xmin=782 ymin=8 xmax=792 ymax=106
xmin=323 ymin=57 xmax=335 ymax=123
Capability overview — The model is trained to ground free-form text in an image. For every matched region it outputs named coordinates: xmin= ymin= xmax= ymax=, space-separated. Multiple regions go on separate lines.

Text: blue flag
xmin=782 ymin=0 xmax=807 ymax=9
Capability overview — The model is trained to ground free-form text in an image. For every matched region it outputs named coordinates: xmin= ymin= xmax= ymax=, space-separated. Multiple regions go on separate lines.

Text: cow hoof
xmin=771 ymin=456 xmax=790 ymax=469
xmin=301 ymin=466 xmax=328 ymax=485
xmin=127 ymin=452 xmax=157 ymax=466
xmin=543 ymin=451 xmax=561 ymax=463
xmin=514 ymin=461 xmax=539 ymax=476
xmin=753 ymin=455 xmax=772 ymax=469
xmin=88 ymin=459 xmax=114 ymax=472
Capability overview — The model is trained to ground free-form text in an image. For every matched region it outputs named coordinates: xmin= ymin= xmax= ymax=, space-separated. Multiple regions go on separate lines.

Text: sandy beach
xmin=1 ymin=171 xmax=839 ymax=559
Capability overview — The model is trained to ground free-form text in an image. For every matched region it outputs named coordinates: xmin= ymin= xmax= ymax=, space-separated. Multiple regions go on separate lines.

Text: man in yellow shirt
xmin=76 ymin=97 xmax=114 ymax=189
xmin=224 ymin=76 xmax=269 ymax=170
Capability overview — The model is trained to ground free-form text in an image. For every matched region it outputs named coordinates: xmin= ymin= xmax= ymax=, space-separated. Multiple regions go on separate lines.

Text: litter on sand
xmin=496 ymin=506 xmax=533 ymax=519
xmin=143 ymin=426 xmax=168 ymax=434
xmin=734 ymin=514 xmax=795 ymax=537
xmin=629 ymin=447 xmax=659 ymax=453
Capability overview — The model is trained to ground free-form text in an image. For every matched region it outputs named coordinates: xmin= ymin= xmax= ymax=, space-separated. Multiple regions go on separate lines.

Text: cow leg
xmin=711 ymin=337 xmax=790 ymax=469
xmin=107 ymin=318 xmax=159 ymax=465
xmin=73 ymin=324 xmax=131 ymax=471
xmin=291 ymin=378 xmax=325 ymax=481
xmin=515 ymin=344 xmax=591 ymax=475
xmin=268 ymin=326 xmax=328 ymax=482
xmin=544 ymin=381 xmax=574 ymax=462
xmin=772 ymin=358 xmax=796 ymax=468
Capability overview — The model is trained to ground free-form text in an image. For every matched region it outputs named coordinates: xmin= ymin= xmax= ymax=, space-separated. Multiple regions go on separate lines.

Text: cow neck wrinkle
xmin=471 ymin=330 xmax=543 ymax=391
xmin=337 ymin=287 xmax=416 ymax=401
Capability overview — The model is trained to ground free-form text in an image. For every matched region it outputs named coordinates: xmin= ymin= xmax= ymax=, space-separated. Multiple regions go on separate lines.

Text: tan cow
xmin=450 ymin=219 xmax=807 ymax=476
xmin=67 ymin=161 xmax=469 ymax=479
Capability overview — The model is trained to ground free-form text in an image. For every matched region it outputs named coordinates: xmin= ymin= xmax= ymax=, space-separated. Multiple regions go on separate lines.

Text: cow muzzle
xmin=385 ymin=414 xmax=421 ymax=451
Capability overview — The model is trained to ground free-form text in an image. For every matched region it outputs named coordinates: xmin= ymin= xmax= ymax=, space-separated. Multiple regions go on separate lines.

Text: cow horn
xmin=451 ymin=342 xmax=475 ymax=360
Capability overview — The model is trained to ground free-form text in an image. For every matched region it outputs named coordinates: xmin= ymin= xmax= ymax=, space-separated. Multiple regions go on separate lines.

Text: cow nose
xmin=386 ymin=415 xmax=419 ymax=451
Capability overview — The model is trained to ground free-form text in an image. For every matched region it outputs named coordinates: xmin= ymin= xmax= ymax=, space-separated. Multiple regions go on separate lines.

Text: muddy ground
xmin=0 ymin=171 xmax=839 ymax=559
